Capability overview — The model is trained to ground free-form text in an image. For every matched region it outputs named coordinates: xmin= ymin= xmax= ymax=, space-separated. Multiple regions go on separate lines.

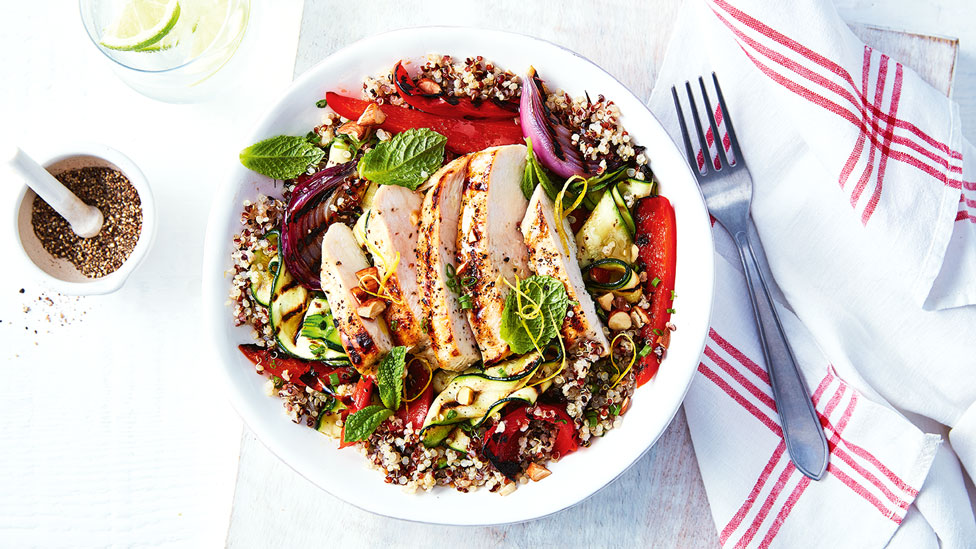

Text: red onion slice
xmin=519 ymin=67 xmax=591 ymax=179
xmin=281 ymin=161 xmax=356 ymax=290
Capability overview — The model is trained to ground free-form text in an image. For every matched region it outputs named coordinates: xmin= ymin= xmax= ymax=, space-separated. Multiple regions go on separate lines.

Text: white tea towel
xmin=646 ymin=0 xmax=976 ymax=546
xmin=686 ymin=256 xmax=942 ymax=548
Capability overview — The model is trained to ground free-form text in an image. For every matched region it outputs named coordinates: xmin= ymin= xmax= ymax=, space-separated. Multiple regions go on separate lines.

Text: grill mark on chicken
xmin=520 ymin=185 xmax=609 ymax=355
xmin=457 ymin=145 xmax=529 ymax=364
xmin=417 ymin=155 xmax=482 ymax=371
xmin=319 ymin=223 xmax=391 ymax=375
xmin=363 ymin=185 xmax=429 ymax=353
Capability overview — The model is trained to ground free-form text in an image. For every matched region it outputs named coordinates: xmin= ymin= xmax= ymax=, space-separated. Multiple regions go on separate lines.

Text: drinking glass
xmin=79 ymin=0 xmax=250 ymax=103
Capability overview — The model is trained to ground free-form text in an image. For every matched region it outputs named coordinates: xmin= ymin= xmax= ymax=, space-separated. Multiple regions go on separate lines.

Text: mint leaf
xmin=240 ymin=135 xmax=325 ymax=180
xmin=500 ymin=275 xmax=569 ymax=354
xmin=521 ymin=138 xmax=559 ymax=200
xmin=376 ymin=346 xmax=407 ymax=411
xmin=342 ymin=405 xmax=394 ymax=443
xmin=358 ymin=128 xmax=447 ymax=189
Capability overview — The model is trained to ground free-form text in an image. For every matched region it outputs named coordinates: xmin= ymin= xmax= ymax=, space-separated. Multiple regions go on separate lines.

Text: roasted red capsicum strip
xmin=392 ymin=61 xmax=519 ymax=120
xmin=482 ymin=403 xmax=578 ymax=479
xmin=238 ymin=344 xmax=357 ymax=393
xmin=325 ymin=92 xmax=523 ymax=154
xmin=395 ymin=359 xmax=434 ymax=430
xmin=339 ymin=376 xmax=376 ymax=448
xmin=634 ymin=196 xmax=677 ymax=387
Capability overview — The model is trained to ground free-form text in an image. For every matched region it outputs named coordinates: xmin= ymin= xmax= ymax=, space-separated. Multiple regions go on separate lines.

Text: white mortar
xmin=12 ymin=144 xmax=156 ymax=295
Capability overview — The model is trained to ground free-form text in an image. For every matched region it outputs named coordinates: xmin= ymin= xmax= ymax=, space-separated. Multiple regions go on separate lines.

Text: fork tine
xmin=671 ymin=86 xmax=699 ymax=172
xmin=684 ymin=81 xmax=711 ymax=174
xmin=698 ymin=76 xmax=731 ymax=169
xmin=711 ymin=72 xmax=742 ymax=163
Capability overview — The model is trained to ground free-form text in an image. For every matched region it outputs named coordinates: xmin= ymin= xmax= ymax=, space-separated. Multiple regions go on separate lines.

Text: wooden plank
xmin=229 ymin=409 xmax=717 ymax=548
xmin=848 ymin=24 xmax=958 ymax=97
xmin=228 ymin=3 xmax=959 ymax=547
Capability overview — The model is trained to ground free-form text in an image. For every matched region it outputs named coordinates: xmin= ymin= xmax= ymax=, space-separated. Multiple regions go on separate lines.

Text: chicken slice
xmin=521 ymin=185 xmax=611 ymax=356
xmin=417 ymin=155 xmax=482 ymax=371
xmin=457 ymin=144 xmax=530 ymax=364
xmin=320 ymin=223 xmax=392 ymax=375
xmin=361 ymin=184 xmax=430 ymax=353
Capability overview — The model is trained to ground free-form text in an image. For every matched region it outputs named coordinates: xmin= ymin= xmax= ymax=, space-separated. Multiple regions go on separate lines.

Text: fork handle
xmin=732 ymin=230 xmax=829 ymax=480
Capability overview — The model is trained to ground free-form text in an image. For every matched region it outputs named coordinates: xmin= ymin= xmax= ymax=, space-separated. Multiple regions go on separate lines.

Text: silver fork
xmin=673 ymin=74 xmax=828 ymax=480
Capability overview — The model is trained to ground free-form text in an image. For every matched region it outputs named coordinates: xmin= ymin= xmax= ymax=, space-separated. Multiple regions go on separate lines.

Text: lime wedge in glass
xmin=99 ymin=0 xmax=182 ymax=52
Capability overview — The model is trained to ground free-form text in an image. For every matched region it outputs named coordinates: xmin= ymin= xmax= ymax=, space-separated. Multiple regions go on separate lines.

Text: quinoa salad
xmin=228 ymin=54 xmax=677 ymax=495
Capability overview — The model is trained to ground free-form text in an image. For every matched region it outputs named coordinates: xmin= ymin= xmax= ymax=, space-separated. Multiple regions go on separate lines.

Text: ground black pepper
xmin=31 ymin=167 xmax=142 ymax=278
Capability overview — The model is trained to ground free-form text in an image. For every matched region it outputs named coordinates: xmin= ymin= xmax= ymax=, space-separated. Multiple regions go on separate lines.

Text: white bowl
xmin=12 ymin=143 xmax=156 ymax=295
xmin=203 ymin=27 xmax=714 ymax=524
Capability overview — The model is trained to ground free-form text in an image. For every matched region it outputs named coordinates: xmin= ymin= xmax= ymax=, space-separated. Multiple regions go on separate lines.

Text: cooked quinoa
xmin=363 ymin=54 xmax=522 ymax=107
xmin=227 ymin=195 xmax=285 ymax=348
xmin=545 ymin=90 xmax=651 ymax=177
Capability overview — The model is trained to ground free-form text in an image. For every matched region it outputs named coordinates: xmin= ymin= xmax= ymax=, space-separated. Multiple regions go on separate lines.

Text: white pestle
xmin=5 ymin=146 xmax=104 ymax=238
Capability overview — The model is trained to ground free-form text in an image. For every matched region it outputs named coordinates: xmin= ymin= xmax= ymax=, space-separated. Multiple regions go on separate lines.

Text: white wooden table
xmin=2 ymin=1 xmax=975 ymax=547
xmin=227 ymin=1 xmax=968 ymax=547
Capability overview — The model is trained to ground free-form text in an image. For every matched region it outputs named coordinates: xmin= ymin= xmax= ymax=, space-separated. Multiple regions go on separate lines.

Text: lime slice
xmin=99 ymin=0 xmax=182 ymax=52
xmin=183 ymin=0 xmax=232 ymax=57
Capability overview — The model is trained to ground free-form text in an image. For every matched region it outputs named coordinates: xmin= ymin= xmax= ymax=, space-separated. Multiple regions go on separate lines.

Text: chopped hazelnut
xmin=620 ymin=396 xmax=632 ymax=416
xmin=630 ymin=307 xmax=650 ymax=328
xmin=456 ymin=386 xmax=474 ymax=406
xmin=608 ymin=310 xmax=632 ymax=331
xmin=357 ymin=103 xmax=387 ymax=126
xmin=356 ymin=267 xmax=381 ymax=292
xmin=416 ymin=78 xmax=442 ymax=95
xmin=337 ymin=121 xmax=368 ymax=140
xmin=526 ymin=462 xmax=551 ymax=481
xmin=596 ymin=292 xmax=614 ymax=311
xmin=612 ymin=295 xmax=632 ymax=311
xmin=357 ymin=298 xmax=387 ymax=319
xmin=350 ymin=286 xmax=370 ymax=304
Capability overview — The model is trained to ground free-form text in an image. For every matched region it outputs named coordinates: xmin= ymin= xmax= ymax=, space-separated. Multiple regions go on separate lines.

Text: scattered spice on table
xmin=31 ymin=167 xmax=142 ymax=278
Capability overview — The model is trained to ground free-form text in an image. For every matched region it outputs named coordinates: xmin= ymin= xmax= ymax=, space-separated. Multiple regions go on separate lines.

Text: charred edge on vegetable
xmin=482 ymin=434 xmax=522 ymax=480
xmin=530 ymin=72 xmax=568 ymax=165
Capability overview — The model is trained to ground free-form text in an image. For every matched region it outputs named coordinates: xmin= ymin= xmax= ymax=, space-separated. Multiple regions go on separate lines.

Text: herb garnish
xmin=358 ymin=128 xmax=447 ymax=190
xmin=343 ymin=346 xmax=408 ymax=442
xmin=499 ymin=275 xmax=569 ymax=355
xmin=376 ymin=346 xmax=407 ymax=411
xmin=445 ymin=263 xmax=474 ymax=310
xmin=342 ymin=405 xmax=394 ymax=443
xmin=520 ymin=137 xmax=558 ymax=200
xmin=239 ymin=135 xmax=325 ymax=180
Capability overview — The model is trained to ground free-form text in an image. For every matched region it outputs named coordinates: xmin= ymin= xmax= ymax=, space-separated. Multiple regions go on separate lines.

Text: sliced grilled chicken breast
xmin=521 ymin=185 xmax=610 ymax=356
xmin=320 ymin=223 xmax=392 ymax=375
xmin=457 ymin=144 xmax=530 ymax=364
xmin=417 ymin=155 xmax=482 ymax=371
xmin=362 ymin=185 xmax=431 ymax=353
